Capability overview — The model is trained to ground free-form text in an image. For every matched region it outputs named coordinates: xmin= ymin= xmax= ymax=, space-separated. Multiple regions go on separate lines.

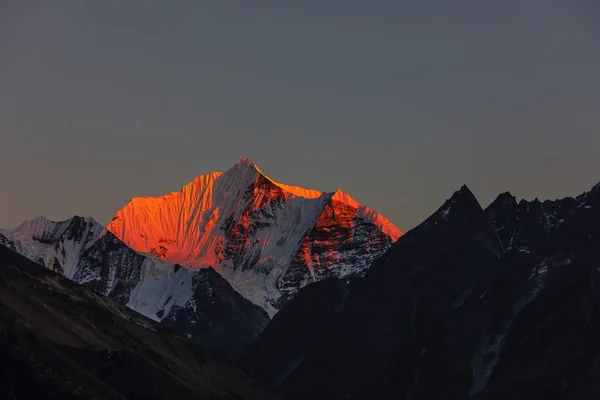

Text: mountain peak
xmin=328 ymin=189 xmax=402 ymax=240
xmin=497 ymin=191 xmax=517 ymax=200
xmin=237 ymin=157 xmax=257 ymax=167
xmin=107 ymin=160 xmax=402 ymax=313
xmin=237 ymin=159 xmax=323 ymax=199
xmin=184 ymin=159 xmax=322 ymax=200
xmin=453 ymin=185 xmax=481 ymax=205
xmin=457 ymin=184 xmax=474 ymax=196
xmin=486 ymin=192 xmax=518 ymax=214
xmin=330 ymin=189 xmax=361 ymax=208
xmin=416 ymin=184 xmax=483 ymax=227
xmin=1 ymin=214 xmax=106 ymax=280
xmin=398 ymin=185 xmax=503 ymax=259
xmin=233 ymin=158 xmax=261 ymax=173
xmin=3 ymin=215 xmax=100 ymax=235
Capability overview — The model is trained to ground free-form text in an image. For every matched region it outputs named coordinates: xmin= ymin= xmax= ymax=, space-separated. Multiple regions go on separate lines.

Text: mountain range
xmin=0 ymin=159 xmax=400 ymax=358
xmin=3 ymin=158 xmax=600 ymax=399
xmin=241 ymin=181 xmax=600 ymax=399
xmin=107 ymin=158 xmax=401 ymax=314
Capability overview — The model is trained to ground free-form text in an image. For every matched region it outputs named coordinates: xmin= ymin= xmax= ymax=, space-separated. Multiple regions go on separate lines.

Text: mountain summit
xmin=107 ymin=158 xmax=402 ymax=314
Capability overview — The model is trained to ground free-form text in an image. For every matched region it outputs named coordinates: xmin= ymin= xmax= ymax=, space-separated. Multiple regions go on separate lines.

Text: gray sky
xmin=2 ymin=1 xmax=600 ymax=231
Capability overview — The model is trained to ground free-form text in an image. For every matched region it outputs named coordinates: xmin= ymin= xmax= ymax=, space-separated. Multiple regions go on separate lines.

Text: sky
xmin=2 ymin=1 xmax=600 ymax=232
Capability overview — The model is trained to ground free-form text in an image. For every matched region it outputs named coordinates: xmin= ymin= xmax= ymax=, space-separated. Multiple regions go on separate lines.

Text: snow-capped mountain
xmin=0 ymin=158 xmax=400 ymax=355
xmin=107 ymin=158 xmax=402 ymax=314
xmin=2 ymin=216 xmax=106 ymax=279
xmin=0 ymin=216 xmax=269 ymax=358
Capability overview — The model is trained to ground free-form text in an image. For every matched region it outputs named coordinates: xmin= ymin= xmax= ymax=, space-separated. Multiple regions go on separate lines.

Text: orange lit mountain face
xmin=107 ymin=158 xmax=402 ymax=315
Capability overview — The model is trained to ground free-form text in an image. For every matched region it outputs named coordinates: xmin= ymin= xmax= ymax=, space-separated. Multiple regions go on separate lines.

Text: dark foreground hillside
xmin=0 ymin=244 xmax=279 ymax=400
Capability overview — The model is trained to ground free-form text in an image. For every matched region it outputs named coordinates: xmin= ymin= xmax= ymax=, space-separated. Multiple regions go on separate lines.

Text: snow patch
xmin=126 ymin=268 xmax=196 ymax=321
xmin=518 ymin=246 xmax=531 ymax=254
xmin=441 ymin=207 xmax=451 ymax=218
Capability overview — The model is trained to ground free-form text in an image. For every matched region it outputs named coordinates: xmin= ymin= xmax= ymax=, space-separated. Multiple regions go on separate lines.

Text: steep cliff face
xmin=273 ymin=193 xmax=398 ymax=308
xmin=74 ymin=231 xmax=169 ymax=305
xmin=108 ymin=158 xmax=402 ymax=314
xmin=485 ymin=191 xmax=579 ymax=256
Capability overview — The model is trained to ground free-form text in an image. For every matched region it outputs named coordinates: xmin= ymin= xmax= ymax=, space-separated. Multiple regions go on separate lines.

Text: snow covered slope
xmin=1 ymin=216 xmax=106 ymax=279
xmin=108 ymin=158 xmax=402 ymax=314
xmin=0 ymin=216 xmax=269 ymax=358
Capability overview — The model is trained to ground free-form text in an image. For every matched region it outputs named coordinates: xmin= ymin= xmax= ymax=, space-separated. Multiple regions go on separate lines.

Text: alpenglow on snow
xmin=107 ymin=158 xmax=402 ymax=315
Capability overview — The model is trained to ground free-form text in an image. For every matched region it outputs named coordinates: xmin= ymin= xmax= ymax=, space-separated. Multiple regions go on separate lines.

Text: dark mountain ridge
xmin=242 ymin=181 xmax=600 ymax=400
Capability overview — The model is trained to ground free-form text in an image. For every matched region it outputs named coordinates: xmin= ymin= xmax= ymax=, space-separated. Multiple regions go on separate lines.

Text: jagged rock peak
xmin=456 ymin=184 xmax=476 ymax=199
xmin=11 ymin=215 xmax=98 ymax=228
xmin=399 ymin=184 xmax=504 ymax=258
xmin=180 ymin=158 xmax=324 ymax=200
xmin=330 ymin=188 xmax=361 ymax=208
xmin=226 ymin=157 xmax=263 ymax=179
xmin=489 ymin=191 xmax=518 ymax=207
xmin=236 ymin=157 xmax=259 ymax=169
xmin=3 ymin=215 xmax=103 ymax=242
xmin=526 ymin=197 xmax=542 ymax=206
xmin=327 ymin=188 xmax=402 ymax=240
xmin=238 ymin=158 xmax=323 ymax=199
xmin=485 ymin=192 xmax=518 ymax=220
xmin=0 ymin=215 xmax=107 ymax=280
xmin=437 ymin=184 xmax=483 ymax=217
